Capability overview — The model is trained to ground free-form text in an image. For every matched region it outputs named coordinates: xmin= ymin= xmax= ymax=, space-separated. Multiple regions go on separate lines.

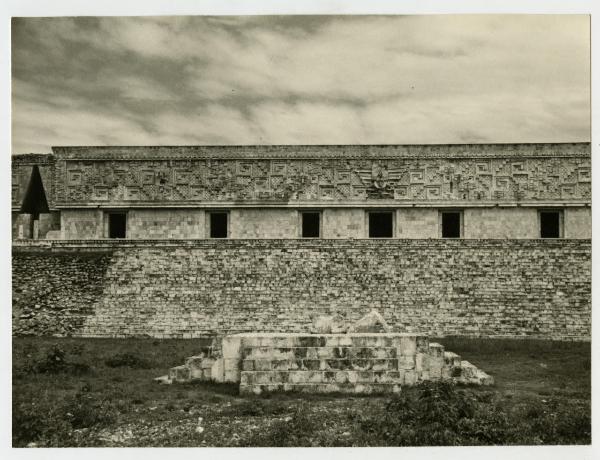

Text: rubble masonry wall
xmin=12 ymin=239 xmax=590 ymax=340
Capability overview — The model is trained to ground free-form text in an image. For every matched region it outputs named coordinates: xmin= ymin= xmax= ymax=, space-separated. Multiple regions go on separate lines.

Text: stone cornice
xmin=50 ymin=143 xmax=591 ymax=160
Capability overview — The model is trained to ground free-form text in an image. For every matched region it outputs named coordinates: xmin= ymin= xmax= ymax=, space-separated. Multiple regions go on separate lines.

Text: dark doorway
xmin=210 ymin=212 xmax=228 ymax=238
xmin=441 ymin=211 xmax=461 ymax=238
xmin=369 ymin=212 xmax=393 ymax=238
xmin=20 ymin=165 xmax=50 ymax=238
xmin=540 ymin=211 xmax=561 ymax=238
xmin=108 ymin=213 xmax=127 ymax=238
xmin=301 ymin=212 xmax=320 ymax=238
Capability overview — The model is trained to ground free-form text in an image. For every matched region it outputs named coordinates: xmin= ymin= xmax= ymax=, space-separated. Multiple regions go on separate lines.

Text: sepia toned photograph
xmin=9 ymin=9 xmax=592 ymax=452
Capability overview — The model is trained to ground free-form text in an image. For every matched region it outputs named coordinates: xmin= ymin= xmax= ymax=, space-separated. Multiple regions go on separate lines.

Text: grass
xmin=12 ymin=336 xmax=591 ymax=447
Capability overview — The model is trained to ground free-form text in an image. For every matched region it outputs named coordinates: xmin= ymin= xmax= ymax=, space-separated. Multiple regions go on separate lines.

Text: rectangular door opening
xmin=540 ymin=210 xmax=561 ymax=238
xmin=210 ymin=212 xmax=228 ymax=238
xmin=301 ymin=212 xmax=320 ymax=238
xmin=369 ymin=211 xmax=393 ymax=238
xmin=108 ymin=213 xmax=127 ymax=238
xmin=441 ymin=211 xmax=461 ymax=238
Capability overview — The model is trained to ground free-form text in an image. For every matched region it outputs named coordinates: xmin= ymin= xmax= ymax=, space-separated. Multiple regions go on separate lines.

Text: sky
xmin=11 ymin=14 xmax=590 ymax=154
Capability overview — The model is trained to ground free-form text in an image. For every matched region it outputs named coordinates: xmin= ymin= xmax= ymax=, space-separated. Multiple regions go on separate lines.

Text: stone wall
xmin=564 ymin=208 xmax=593 ymax=239
xmin=12 ymin=239 xmax=591 ymax=340
xmin=56 ymin=206 xmax=592 ymax=240
xmin=128 ymin=209 xmax=205 ymax=239
xmin=230 ymin=209 xmax=298 ymax=238
xmin=61 ymin=210 xmax=103 ymax=239
xmin=12 ymin=251 xmax=113 ymax=336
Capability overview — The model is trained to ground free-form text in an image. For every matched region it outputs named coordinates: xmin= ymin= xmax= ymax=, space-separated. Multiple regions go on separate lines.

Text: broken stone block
xmin=347 ymin=310 xmax=392 ymax=333
xmin=153 ymin=375 xmax=172 ymax=384
xmin=168 ymin=365 xmax=191 ymax=383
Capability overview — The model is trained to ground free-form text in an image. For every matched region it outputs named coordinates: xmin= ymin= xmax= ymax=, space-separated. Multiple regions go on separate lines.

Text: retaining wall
xmin=12 ymin=239 xmax=591 ymax=340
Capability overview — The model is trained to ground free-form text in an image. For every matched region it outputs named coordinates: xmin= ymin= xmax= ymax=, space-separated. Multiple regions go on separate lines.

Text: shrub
xmin=104 ymin=352 xmax=151 ymax=369
xmin=12 ymin=400 xmax=71 ymax=447
xmin=63 ymin=388 xmax=116 ymax=430
xmin=12 ymin=386 xmax=117 ymax=447
xmin=31 ymin=345 xmax=91 ymax=375
xmin=355 ymin=381 xmax=507 ymax=446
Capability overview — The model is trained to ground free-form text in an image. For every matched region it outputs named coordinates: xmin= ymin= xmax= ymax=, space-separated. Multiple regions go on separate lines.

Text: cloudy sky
xmin=11 ymin=15 xmax=590 ymax=154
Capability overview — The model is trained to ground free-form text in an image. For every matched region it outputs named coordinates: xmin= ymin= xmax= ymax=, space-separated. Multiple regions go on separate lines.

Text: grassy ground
xmin=12 ymin=336 xmax=591 ymax=447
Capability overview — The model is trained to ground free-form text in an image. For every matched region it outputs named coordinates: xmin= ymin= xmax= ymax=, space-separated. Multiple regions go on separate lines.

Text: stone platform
xmin=159 ymin=333 xmax=494 ymax=394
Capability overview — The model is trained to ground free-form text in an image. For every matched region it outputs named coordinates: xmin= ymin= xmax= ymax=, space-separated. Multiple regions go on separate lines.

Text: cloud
xmin=11 ymin=15 xmax=590 ymax=153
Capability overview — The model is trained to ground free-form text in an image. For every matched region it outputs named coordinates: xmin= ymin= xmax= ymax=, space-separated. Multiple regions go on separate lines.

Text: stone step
xmin=184 ymin=355 xmax=217 ymax=380
xmin=242 ymin=357 xmax=399 ymax=372
xmin=240 ymin=382 xmax=402 ymax=395
xmin=242 ymin=346 xmax=399 ymax=360
xmin=238 ymin=334 xmax=428 ymax=349
xmin=241 ymin=369 xmax=412 ymax=385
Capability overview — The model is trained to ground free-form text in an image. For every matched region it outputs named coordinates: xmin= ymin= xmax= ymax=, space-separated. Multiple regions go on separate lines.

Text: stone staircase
xmin=157 ymin=333 xmax=494 ymax=393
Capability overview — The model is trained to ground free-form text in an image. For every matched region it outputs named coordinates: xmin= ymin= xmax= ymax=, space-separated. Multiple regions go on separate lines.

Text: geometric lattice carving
xmin=57 ymin=155 xmax=591 ymax=204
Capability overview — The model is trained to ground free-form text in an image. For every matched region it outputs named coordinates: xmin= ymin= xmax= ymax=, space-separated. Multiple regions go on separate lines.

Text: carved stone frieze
xmin=55 ymin=155 xmax=591 ymax=204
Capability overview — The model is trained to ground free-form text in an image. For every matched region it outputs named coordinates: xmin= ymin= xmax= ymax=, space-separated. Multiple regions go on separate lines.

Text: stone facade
xmin=12 ymin=239 xmax=590 ymax=340
xmin=10 ymin=143 xmax=592 ymax=240
xmin=10 ymin=143 xmax=591 ymax=341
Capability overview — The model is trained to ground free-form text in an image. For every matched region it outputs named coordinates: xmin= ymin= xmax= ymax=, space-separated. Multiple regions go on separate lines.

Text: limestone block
xmin=186 ymin=358 xmax=205 ymax=380
xmin=358 ymin=371 xmax=374 ymax=383
xmin=354 ymin=383 xmax=374 ymax=394
xmin=288 ymin=371 xmax=307 ymax=384
xmin=398 ymin=355 xmax=416 ymax=370
xmin=428 ymin=343 xmax=445 ymax=358
xmin=347 ymin=370 xmax=359 ymax=383
xmin=350 ymin=359 xmax=373 ymax=371
xmin=306 ymin=347 xmax=319 ymax=359
xmin=372 ymin=359 xmax=394 ymax=371
xmin=211 ymin=358 xmax=224 ymax=382
xmin=416 ymin=336 xmax=429 ymax=353
xmin=224 ymin=369 xmax=240 ymax=383
xmin=271 ymin=359 xmax=291 ymax=370
xmin=316 ymin=347 xmax=335 ymax=359
xmin=242 ymin=360 xmax=254 ymax=371
xmin=399 ymin=336 xmax=417 ymax=356
xmin=308 ymin=371 xmax=323 ymax=383
xmin=240 ymin=372 xmax=252 ymax=385
xmin=254 ymin=371 xmax=272 ymax=384
xmin=404 ymin=370 xmax=417 ymax=386
xmin=303 ymin=359 xmax=320 ymax=370
xmin=429 ymin=367 xmax=442 ymax=380
xmin=271 ymin=336 xmax=297 ymax=348
xmin=253 ymin=360 xmax=271 ymax=371
xmin=335 ymin=371 xmax=349 ymax=384
xmin=415 ymin=352 xmax=429 ymax=372
xmin=222 ymin=336 xmax=242 ymax=360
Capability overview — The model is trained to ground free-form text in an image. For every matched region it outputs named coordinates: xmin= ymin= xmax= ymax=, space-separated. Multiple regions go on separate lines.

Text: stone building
xmin=11 ymin=143 xmax=591 ymax=340
xmin=11 ymin=143 xmax=592 ymax=240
